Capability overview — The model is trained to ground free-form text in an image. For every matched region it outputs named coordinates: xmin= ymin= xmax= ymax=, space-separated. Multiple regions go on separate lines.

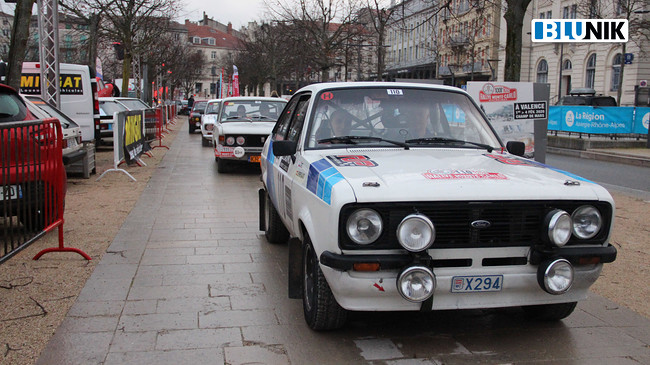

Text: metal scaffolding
xmin=36 ymin=0 xmax=60 ymax=107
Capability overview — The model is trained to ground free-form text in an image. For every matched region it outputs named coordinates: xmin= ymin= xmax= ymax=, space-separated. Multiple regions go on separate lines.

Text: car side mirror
xmin=506 ymin=141 xmax=526 ymax=157
xmin=273 ymin=140 xmax=297 ymax=156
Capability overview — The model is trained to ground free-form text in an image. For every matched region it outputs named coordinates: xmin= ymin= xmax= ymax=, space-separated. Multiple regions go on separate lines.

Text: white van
xmin=20 ymin=62 xmax=100 ymax=142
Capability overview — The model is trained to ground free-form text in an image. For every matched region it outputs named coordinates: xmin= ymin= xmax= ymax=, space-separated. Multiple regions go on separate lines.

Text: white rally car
xmin=200 ymin=99 xmax=221 ymax=147
xmin=212 ymin=97 xmax=287 ymax=172
xmin=260 ymin=82 xmax=617 ymax=330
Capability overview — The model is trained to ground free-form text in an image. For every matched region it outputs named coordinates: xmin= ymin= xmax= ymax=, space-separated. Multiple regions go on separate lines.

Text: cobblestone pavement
xmin=36 ymin=130 xmax=650 ymax=365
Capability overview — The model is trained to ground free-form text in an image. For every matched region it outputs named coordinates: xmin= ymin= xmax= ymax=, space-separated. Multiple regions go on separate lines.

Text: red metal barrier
xmin=151 ymin=107 xmax=169 ymax=151
xmin=1 ymin=118 xmax=90 ymax=263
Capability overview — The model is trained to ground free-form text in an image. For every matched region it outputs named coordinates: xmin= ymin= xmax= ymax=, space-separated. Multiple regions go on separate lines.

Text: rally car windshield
xmin=220 ymin=100 xmax=286 ymax=122
xmin=306 ymin=87 xmax=501 ymax=150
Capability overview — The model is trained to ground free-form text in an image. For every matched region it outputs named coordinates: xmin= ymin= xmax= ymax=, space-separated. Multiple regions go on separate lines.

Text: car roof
xmin=207 ymin=99 xmax=222 ymax=103
xmin=220 ymin=96 xmax=288 ymax=103
xmin=293 ymin=81 xmax=464 ymax=95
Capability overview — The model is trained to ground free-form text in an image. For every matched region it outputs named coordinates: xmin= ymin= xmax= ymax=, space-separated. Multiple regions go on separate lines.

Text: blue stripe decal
xmin=306 ymin=159 xmax=344 ymax=204
xmin=266 ymin=140 xmax=275 ymax=200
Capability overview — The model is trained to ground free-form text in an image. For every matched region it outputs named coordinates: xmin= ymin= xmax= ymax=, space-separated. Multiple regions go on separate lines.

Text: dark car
xmin=188 ymin=100 xmax=208 ymax=134
xmin=556 ymin=88 xmax=617 ymax=106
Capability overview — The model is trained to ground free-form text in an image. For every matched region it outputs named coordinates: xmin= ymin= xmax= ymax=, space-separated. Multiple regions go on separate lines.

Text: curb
xmin=547 ymin=147 xmax=650 ymax=168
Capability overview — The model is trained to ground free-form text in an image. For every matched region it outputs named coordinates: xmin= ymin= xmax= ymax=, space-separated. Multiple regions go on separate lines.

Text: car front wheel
xmin=522 ymin=302 xmax=577 ymax=321
xmin=264 ymin=193 xmax=289 ymax=244
xmin=303 ymin=237 xmax=347 ymax=330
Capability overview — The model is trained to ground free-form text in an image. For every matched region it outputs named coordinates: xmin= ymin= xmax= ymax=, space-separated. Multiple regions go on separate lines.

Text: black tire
xmin=189 ymin=125 xmax=195 ymax=134
xmin=201 ymin=137 xmax=209 ymax=147
xmin=216 ymin=158 xmax=229 ymax=173
xmin=522 ymin=302 xmax=577 ymax=321
xmin=264 ymin=193 xmax=289 ymax=244
xmin=303 ymin=238 xmax=347 ymax=330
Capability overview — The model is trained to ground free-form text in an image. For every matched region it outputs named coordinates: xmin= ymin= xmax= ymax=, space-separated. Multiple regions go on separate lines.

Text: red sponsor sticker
xmin=327 ymin=155 xmax=378 ymax=167
xmin=484 ymin=154 xmax=540 ymax=167
xmin=321 ymin=92 xmax=334 ymax=101
xmin=422 ymin=169 xmax=508 ymax=180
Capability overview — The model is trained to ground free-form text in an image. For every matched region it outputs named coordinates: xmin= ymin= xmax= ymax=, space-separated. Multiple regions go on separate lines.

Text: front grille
xmin=224 ymin=134 xmax=267 ymax=148
xmin=339 ymin=201 xmax=612 ymax=250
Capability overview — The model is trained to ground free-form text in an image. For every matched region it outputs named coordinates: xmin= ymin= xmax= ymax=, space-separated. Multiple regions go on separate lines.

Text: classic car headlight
xmin=346 ymin=209 xmax=382 ymax=245
xmin=205 ymin=124 xmax=213 ymax=131
xmin=226 ymin=136 xmax=235 ymax=145
xmin=236 ymin=136 xmax=245 ymax=145
xmin=538 ymin=258 xmax=574 ymax=295
xmin=397 ymin=214 xmax=435 ymax=252
xmin=571 ymin=205 xmax=602 ymax=239
xmin=545 ymin=209 xmax=572 ymax=247
xmin=397 ymin=266 xmax=435 ymax=302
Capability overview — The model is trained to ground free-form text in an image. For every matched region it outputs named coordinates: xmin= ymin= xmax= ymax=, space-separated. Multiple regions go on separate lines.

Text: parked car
xmin=178 ymin=99 xmax=190 ymax=115
xmin=98 ymin=97 xmax=152 ymax=145
xmin=1 ymin=84 xmax=66 ymax=230
xmin=24 ymin=96 xmax=86 ymax=166
xmin=212 ymin=97 xmax=287 ymax=172
xmin=188 ymin=100 xmax=208 ymax=134
xmin=200 ymin=99 xmax=221 ymax=146
xmin=260 ymin=82 xmax=617 ymax=330
xmin=556 ymin=88 xmax=617 ymax=106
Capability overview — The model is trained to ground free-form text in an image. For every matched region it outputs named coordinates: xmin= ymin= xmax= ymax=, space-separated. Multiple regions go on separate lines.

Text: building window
xmin=563 ymin=6 xmax=569 ymax=19
xmin=585 ymin=54 xmax=596 ymax=89
xmin=611 ymin=53 xmax=622 ymax=91
xmin=570 ymin=5 xmax=577 ymax=19
xmin=211 ymin=51 xmax=216 ymax=59
xmin=563 ymin=59 xmax=572 ymax=70
xmin=537 ymin=59 xmax=548 ymax=83
xmin=193 ymin=36 xmax=200 ymax=44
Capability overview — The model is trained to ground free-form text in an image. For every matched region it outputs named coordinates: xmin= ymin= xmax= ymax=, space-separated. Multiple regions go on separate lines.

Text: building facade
xmin=515 ymin=0 xmax=650 ymax=105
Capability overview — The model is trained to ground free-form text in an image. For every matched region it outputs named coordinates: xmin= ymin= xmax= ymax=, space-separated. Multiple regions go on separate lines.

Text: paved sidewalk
xmin=36 ymin=130 xmax=650 ymax=364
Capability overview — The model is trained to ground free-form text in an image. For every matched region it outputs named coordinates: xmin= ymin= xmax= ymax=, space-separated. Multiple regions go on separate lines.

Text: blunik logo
xmin=531 ymin=19 xmax=628 ymax=43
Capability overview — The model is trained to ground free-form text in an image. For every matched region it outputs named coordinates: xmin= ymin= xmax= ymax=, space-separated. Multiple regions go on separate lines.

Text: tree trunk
xmin=122 ymin=53 xmax=132 ymax=97
xmin=87 ymin=13 xmax=100 ymax=70
xmin=6 ymin=0 xmax=35 ymax=90
xmin=503 ymin=0 xmax=531 ymax=82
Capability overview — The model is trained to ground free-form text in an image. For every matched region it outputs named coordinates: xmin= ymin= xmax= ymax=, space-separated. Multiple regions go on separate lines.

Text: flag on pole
xmin=232 ymin=65 xmax=240 ymax=96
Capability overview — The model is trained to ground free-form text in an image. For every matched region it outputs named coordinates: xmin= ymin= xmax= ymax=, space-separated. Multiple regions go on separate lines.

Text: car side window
xmin=272 ymin=97 xmax=299 ymax=141
xmin=286 ymin=95 xmax=311 ymax=143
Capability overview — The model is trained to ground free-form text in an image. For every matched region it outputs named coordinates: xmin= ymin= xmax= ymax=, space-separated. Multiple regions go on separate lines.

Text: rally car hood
xmin=304 ymin=148 xmax=611 ymax=203
xmin=217 ymin=121 xmax=275 ymax=135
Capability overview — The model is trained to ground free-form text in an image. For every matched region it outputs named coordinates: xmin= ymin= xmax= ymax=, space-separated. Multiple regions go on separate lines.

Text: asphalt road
xmin=546 ymin=153 xmax=650 ymax=198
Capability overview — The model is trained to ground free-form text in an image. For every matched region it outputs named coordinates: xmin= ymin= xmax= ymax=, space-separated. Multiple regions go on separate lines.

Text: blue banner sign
xmin=548 ymin=106 xmax=646 ymax=134
xmin=634 ymin=107 xmax=650 ymax=134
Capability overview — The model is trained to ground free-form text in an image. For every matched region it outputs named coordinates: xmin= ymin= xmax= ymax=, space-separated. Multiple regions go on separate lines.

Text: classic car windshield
xmin=305 ymin=87 xmax=500 ymax=149
xmin=220 ymin=100 xmax=286 ymax=122
xmin=205 ymin=101 xmax=221 ymax=114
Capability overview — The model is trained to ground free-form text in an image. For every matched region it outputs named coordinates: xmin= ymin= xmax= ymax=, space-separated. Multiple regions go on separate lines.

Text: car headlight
xmin=545 ymin=209 xmax=572 ymax=247
xmin=537 ymin=258 xmax=574 ymax=295
xmin=205 ymin=124 xmax=213 ymax=131
xmin=236 ymin=136 xmax=245 ymax=145
xmin=571 ymin=205 xmax=602 ymax=239
xmin=226 ymin=136 xmax=235 ymax=145
xmin=397 ymin=214 xmax=435 ymax=252
xmin=346 ymin=209 xmax=382 ymax=245
xmin=397 ymin=266 xmax=435 ymax=302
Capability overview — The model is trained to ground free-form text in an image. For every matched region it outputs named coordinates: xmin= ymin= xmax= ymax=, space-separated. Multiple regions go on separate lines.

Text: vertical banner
xmin=122 ymin=110 xmax=145 ymax=164
xmin=467 ymin=82 xmax=549 ymax=161
xmin=232 ymin=65 xmax=240 ymax=97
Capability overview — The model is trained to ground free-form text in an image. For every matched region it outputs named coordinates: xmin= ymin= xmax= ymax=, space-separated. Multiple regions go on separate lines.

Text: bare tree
xmin=5 ymin=0 xmax=35 ymax=90
xmin=362 ymin=0 xmax=395 ymax=80
xmin=503 ymin=0 xmax=533 ymax=81
xmin=267 ymin=0 xmax=361 ymax=82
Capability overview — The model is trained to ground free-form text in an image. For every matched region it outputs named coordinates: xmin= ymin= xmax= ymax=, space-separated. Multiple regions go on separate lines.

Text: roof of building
xmin=184 ymin=21 xmax=242 ymax=49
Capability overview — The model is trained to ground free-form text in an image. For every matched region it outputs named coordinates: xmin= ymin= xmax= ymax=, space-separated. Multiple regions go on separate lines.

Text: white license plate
xmin=1 ymin=185 xmax=22 ymax=201
xmin=451 ymin=275 xmax=503 ymax=293
xmin=67 ymin=138 xmax=78 ymax=148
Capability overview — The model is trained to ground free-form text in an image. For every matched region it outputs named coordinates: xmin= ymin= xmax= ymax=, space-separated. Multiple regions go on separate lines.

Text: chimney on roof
xmin=227 ymin=22 xmax=232 ymax=34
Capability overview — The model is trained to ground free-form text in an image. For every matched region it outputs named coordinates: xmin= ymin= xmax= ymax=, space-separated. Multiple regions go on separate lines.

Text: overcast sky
xmin=180 ymin=0 xmax=269 ymax=29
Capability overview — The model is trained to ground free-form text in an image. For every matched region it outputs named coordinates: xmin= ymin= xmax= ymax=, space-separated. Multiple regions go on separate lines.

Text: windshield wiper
xmin=405 ymin=137 xmax=494 ymax=152
xmin=318 ymin=135 xmax=409 ymax=150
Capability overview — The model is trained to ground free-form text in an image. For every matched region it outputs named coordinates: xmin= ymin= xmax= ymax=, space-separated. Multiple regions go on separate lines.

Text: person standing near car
xmin=188 ymin=95 xmax=195 ymax=108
